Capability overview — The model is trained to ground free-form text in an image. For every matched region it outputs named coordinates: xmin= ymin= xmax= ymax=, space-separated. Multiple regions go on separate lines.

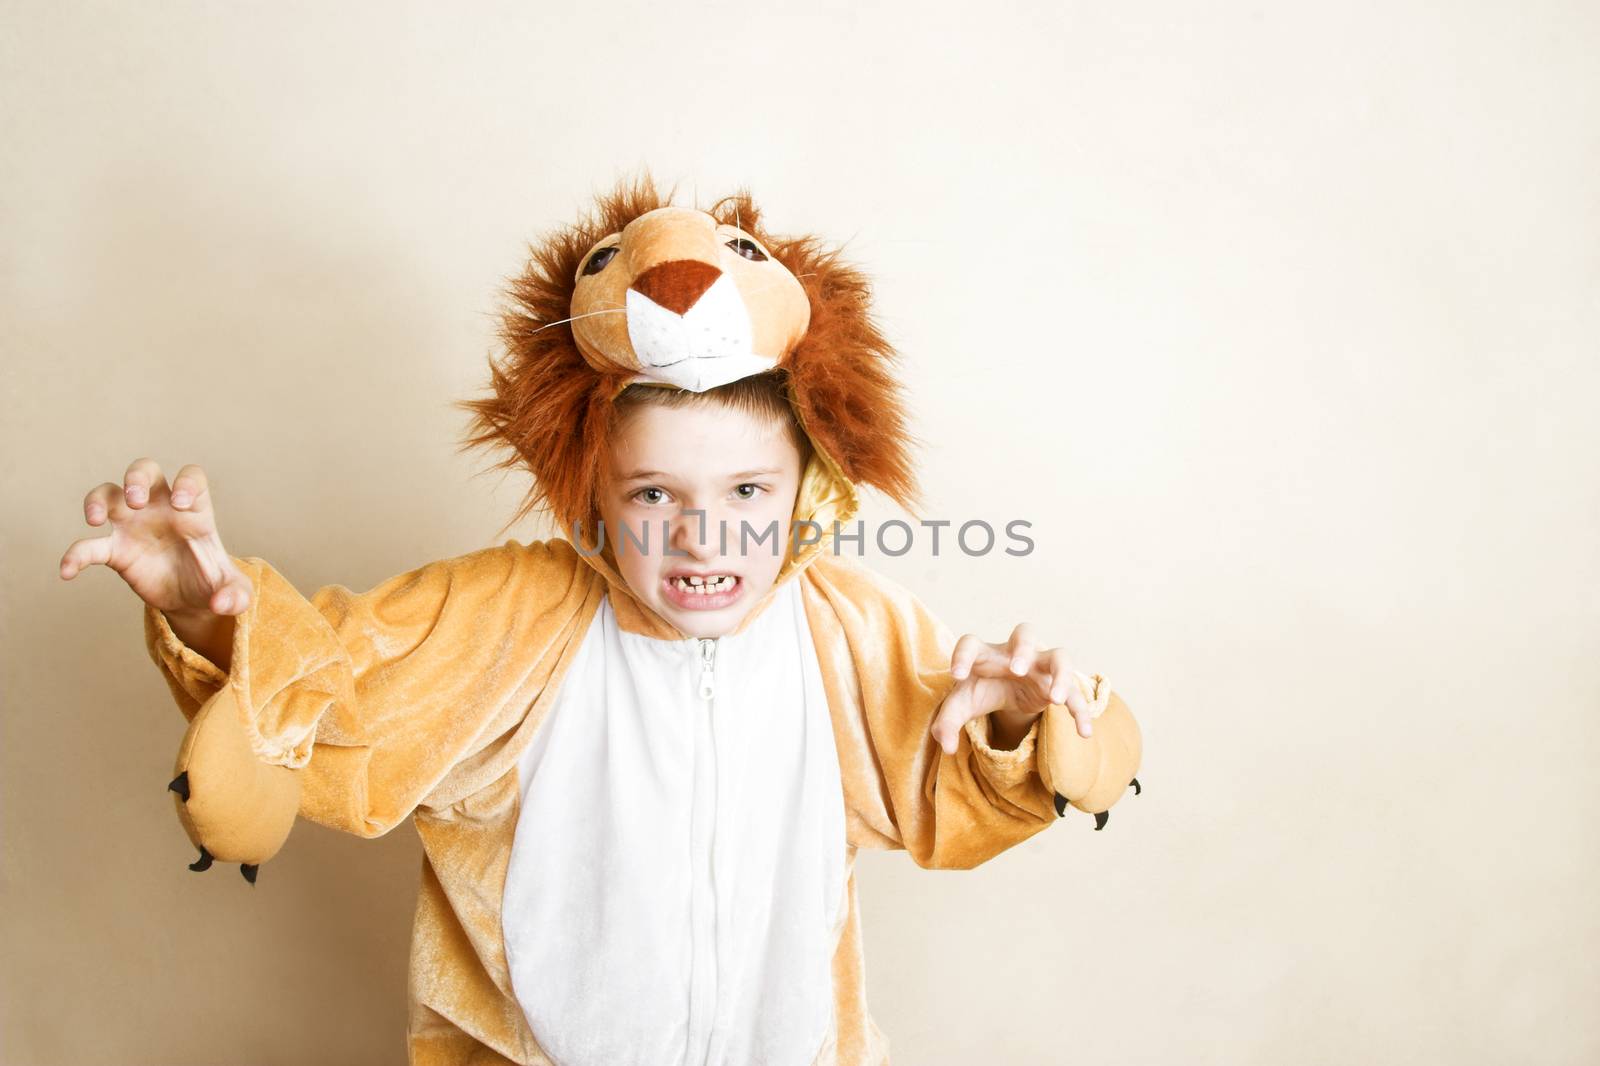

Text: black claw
xmin=1093 ymin=810 xmax=1109 ymax=831
xmin=240 ymin=864 xmax=258 ymax=885
xmin=1130 ymin=776 xmax=1141 ymax=796
xmin=189 ymin=844 xmax=213 ymax=871
xmin=1053 ymin=792 xmax=1068 ymax=818
xmin=168 ymin=771 xmax=190 ymax=802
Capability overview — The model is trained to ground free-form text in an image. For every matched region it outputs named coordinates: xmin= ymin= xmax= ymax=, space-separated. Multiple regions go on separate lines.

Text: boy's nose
xmin=667 ymin=511 xmax=721 ymax=561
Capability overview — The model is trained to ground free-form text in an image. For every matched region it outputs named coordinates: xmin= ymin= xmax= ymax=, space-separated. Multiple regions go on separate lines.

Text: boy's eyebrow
xmin=617 ymin=467 xmax=784 ymax=482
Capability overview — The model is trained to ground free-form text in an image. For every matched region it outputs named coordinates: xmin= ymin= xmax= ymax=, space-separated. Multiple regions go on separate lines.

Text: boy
xmin=59 ymin=182 xmax=1141 ymax=1065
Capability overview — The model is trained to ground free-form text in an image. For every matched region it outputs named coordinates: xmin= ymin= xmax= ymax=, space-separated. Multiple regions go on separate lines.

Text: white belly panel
xmin=502 ymin=580 xmax=848 ymax=1066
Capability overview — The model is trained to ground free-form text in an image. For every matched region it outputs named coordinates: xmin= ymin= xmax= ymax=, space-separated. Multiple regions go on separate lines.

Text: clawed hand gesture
xmin=930 ymin=623 xmax=1095 ymax=755
xmin=58 ymin=457 xmax=252 ymax=619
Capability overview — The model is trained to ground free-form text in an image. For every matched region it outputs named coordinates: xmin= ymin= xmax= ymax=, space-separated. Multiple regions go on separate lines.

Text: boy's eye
xmin=725 ymin=237 xmax=767 ymax=262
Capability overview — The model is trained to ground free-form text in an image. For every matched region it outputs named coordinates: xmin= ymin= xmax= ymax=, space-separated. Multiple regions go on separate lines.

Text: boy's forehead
xmin=609 ymin=402 xmax=801 ymax=474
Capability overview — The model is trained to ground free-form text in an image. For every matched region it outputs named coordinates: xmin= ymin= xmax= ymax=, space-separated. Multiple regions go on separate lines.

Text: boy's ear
xmin=770 ymin=236 xmax=921 ymax=514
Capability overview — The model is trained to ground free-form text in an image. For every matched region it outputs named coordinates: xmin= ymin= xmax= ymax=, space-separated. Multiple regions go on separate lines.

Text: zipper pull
xmin=698 ymin=638 xmax=717 ymax=700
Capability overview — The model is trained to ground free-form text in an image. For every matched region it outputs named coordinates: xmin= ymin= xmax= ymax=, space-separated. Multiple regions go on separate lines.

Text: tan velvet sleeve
xmin=802 ymin=554 xmax=1064 ymax=870
xmin=142 ymin=538 xmax=588 ymax=838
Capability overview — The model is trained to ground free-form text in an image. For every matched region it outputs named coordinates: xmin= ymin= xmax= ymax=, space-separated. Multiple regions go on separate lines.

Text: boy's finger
xmin=1020 ymin=664 xmax=1056 ymax=707
xmin=122 ymin=457 xmax=166 ymax=509
xmin=83 ymin=482 xmax=123 ymax=525
xmin=1044 ymin=647 xmax=1074 ymax=704
xmin=950 ymin=633 xmax=987 ymax=680
xmin=955 ymin=641 xmax=1017 ymax=680
xmin=1072 ymin=703 xmax=1094 ymax=738
xmin=1006 ymin=622 xmax=1037 ymax=676
xmin=930 ymin=682 xmax=979 ymax=755
xmin=211 ymin=576 xmax=252 ymax=615
xmin=59 ymin=534 xmax=114 ymax=579
xmin=1064 ymin=681 xmax=1090 ymax=722
xmin=170 ymin=463 xmax=211 ymax=511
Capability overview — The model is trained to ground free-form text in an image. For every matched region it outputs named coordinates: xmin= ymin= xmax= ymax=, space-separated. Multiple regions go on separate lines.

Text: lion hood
xmin=454 ymin=173 xmax=923 ymax=638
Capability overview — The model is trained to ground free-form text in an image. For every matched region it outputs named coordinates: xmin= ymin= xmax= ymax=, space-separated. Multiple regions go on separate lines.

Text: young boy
xmin=59 ymin=183 xmax=1140 ymax=1065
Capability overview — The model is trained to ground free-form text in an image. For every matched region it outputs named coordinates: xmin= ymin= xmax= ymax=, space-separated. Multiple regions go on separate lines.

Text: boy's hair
xmin=610 ymin=371 xmax=814 ymax=473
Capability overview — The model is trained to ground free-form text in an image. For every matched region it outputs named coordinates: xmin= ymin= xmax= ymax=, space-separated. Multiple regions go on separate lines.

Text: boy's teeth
xmin=673 ymin=574 xmax=736 ymax=595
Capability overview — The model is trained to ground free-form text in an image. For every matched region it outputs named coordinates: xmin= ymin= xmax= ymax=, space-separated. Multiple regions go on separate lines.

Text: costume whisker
xmin=528 ymin=308 xmax=627 ymax=334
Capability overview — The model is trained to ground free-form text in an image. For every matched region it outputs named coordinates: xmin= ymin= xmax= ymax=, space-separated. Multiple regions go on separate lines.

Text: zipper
xmin=693 ymin=634 xmax=720 ymax=1062
xmin=698 ymin=637 xmax=718 ymax=700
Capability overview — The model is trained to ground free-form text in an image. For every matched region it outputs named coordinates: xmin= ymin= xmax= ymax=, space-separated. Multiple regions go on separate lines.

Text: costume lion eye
xmin=725 ymin=237 xmax=767 ymax=262
xmin=582 ymin=245 xmax=619 ymax=276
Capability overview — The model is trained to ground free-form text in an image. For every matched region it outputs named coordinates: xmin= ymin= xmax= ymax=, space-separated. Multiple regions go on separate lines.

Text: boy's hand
xmin=58 ymin=457 xmax=252 ymax=619
xmin=930 ymin=623 xmax=1095 ymax=755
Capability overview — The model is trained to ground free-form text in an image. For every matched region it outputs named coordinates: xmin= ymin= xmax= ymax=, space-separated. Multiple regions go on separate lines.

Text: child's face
xmin=597 ymin=400 xmax=805 ymax=639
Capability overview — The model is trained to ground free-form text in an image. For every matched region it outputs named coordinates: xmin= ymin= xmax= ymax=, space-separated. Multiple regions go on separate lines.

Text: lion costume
xmin=142 ymin=174 xmax=1143 ymax=1065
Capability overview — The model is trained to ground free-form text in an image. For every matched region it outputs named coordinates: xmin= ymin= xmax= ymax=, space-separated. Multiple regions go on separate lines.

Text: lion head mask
xmin=455 ymin=171 xmax=921 ymax=539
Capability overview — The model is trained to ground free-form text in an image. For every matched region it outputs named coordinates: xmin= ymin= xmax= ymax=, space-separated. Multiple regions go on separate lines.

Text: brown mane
xmin=453 ymin=168 xmax=920 ymax=538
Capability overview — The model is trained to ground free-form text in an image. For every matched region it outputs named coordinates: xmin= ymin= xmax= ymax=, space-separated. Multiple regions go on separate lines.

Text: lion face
xmin=568 ymin=206 xmax=812 ymax=392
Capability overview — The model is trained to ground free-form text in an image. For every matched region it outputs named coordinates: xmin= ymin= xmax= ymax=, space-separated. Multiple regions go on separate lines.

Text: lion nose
xmin=631 ymin=260 xmax=722 ymax=316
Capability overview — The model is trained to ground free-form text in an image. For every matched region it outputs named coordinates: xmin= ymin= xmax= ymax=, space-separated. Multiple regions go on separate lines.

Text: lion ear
xmin=775 ymin=236 xmax=921 ymax=514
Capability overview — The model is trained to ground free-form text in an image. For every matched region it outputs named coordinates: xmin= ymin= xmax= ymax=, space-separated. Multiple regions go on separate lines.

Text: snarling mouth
xmin=669 ymin=573 xmax=739 ymax=595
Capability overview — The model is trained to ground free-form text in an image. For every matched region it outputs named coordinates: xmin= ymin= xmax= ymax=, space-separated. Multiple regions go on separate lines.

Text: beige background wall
xmin=5 ymin=1 xmax=1597 ymax=1062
